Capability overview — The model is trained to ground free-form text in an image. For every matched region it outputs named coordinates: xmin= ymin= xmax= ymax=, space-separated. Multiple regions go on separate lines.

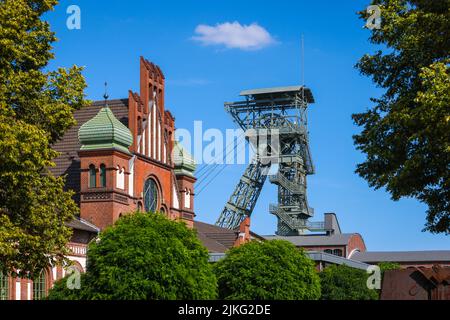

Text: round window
xmin=143 ymin=179 xmax=158 ymax=212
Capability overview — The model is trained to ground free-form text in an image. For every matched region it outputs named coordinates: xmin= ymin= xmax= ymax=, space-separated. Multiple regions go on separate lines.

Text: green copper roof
xmin=173 ymin=141 xmax=196 ymax=177
xmin=78 ymin=107 xmax=133 ymax=154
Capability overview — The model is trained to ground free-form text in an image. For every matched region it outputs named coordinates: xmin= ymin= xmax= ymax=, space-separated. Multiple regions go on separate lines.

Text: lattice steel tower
xmin=216 ymin=86 xmax=325 ymax=235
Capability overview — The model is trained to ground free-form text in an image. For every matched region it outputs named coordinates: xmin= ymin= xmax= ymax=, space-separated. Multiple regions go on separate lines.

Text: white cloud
xmin=192 ymin=21 xmax=276 ymax=50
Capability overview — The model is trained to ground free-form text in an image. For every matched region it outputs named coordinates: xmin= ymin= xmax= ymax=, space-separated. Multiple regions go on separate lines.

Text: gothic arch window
xmin=89 ymin=164 xmax=96 ymax=188
xmin=324 ymin=249 xmax=333 ymax=254
xmin=143 ymin=178 xmax=159 ymax=213
xmin=68 ymin=260 xmax=84 ymax=274
xmin=184 ymin=189 xmax=191 ymax=209
xmin=100 ymin=164 xmax=106 ymax=187
xmin=33 ymin=270 xmax=48 ymax=300
xmin=116 ymin=165 xmax=125 ymax=190
xmin=0 ymin=270 xmax=8 ymax=300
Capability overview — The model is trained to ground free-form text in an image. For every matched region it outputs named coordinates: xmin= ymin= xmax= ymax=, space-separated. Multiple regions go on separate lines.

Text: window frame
xmin=33 ymin=270 xmax=48 ymax=300
xmin=99 ymin=164 xmax=107 ymax=187
xmin=89 ymin=164 xmax=97 ymax=188
xmin=0 ymin=270 xmax=9 ymax=300
xmin=143 ymin=178 xmax=159 ymax=213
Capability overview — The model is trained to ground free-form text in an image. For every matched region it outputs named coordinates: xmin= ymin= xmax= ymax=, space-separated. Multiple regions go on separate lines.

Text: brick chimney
xmin=234 ymin=216 xmax=251 ymax=247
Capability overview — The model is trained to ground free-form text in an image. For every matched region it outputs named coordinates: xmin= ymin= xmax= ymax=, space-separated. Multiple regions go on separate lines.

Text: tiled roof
xmin=49 ymin=99 xmax=129 ymax=203
xmin=194 ymin=221 xmax=238 ymax=253
xmin=351 ymin=251 xmax=450 ymax=263
xmin=263 ymin=233 xmax=356 ymax=246
xmin=78 ymin=106 xmax=132 ymax=154
xmin=173 ymin=141 xmax=196 ymax=177
xmin=66 ymin=217 xmax=100 ymax=233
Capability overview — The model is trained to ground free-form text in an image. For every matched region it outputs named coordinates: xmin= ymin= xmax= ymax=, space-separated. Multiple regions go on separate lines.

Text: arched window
xmin=184 ymin=189 xmax=191 ymax=209
xmin=0 ymin=270 xmax=8 ymax=300
xmin=143 ymin=178 xmax=158 ymax=213
xmin=89 ymin=164 xmax=96 ymax=188
xmin=33 ymin=270 xmax=47 ymax=300
xmin=333 ymin=249 xmax=343 ymax=257
xmin=116 ymin=166 xmax=125 ymax=189
xmin=100 ymin=164 xmax=106 ymax=187
xmin=324 ymin=249 xmax=333 ymax=254
xmin=66 ymin=261 xmax=84 ymax=274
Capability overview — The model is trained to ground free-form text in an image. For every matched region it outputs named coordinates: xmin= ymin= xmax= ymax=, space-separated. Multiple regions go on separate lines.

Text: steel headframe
xmin=216 ymin=86 xmax=323 ymax=235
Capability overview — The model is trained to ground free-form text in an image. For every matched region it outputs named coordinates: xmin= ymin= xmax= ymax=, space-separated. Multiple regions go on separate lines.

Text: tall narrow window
xmin=0 ymin=270 xmax=8 ymax=300
xmin=116 ymin=165 xmax=125 ymax=190
xmin=89 ymin=164 xmax=96 ymax=188
xmin=184 ymin=189 xmax=191 ymax=209
xmin=143 ymin=178 xmax=159 ymax=213
xmin=100 ymin=164 xmax=106 ymax=187
xmin=33 ymin=270 xmax=47 ymax=300
xmin=333 ymin=249 xmax=343 ymax=257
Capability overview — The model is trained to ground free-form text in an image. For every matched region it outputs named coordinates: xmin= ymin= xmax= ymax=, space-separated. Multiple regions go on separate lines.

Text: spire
xmin=103 ymin=81 xmax=109 ymax=104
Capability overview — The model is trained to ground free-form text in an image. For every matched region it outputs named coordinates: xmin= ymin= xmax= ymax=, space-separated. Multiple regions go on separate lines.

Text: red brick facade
xmin=78 ymin=57 xmax=196 ymax=231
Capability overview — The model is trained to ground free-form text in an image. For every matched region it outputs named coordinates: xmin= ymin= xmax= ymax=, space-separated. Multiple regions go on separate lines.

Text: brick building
xmin=0 ymin=57 xmax=248 ymax=300
xmin=265 ymin=213 xmax=366 ymax=259
xmin=264 ymin=213 xmax=450 ymax=273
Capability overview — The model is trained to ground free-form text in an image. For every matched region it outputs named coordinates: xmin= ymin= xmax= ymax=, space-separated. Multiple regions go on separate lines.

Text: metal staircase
xmin=269 ymin=172 xmax=305 ymax=194
xmin=216 ymin=86 xmax=326 ymax=235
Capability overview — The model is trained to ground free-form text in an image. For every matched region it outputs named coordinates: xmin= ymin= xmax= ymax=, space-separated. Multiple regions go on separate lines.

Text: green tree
xmin=320 ymin=264 xmax=378 ymax=300
xmin=0 ymin=0 xmax=88 ymax=277
xmin=47 ymin=213 xmax=218 ymax=300
xmin=354 ymin=0 xmax=450 ymax=234
xmin=378 ymin=261 xmax=401 ymax=274
xmin=213 ymin=240 xmax=321 ymax=300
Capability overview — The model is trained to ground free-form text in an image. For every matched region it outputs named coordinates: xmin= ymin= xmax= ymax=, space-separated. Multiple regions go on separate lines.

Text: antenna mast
xmin=301 ymin=34 xmax=305 ymax=102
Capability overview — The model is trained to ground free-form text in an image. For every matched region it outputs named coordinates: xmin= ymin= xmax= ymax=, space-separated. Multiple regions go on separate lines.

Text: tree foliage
xmin=378 ymin=261 xmax=401 ymax=274
xmin=47 ymin=213 xmax=218 ymax=300
xmin=213 ymin=240 xmax=321 ymax=300
xmin=320 ymin=264 xmax=379 ymax=300
xmin=354 ymin=0 xmax=450 ymax=234
xmin=0 ymin=0 xmax=88 ymax=277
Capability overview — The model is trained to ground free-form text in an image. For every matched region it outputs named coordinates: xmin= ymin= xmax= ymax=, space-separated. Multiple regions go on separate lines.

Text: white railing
xmin=67 ymin=243 xmax=87 ymax=256
xmin=306 ymin=221 xmax=325 ymax=231
xmin=270 ymin=204 xmax=324 ymax=232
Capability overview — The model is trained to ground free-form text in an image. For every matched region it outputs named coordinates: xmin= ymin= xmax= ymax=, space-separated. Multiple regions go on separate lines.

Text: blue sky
xmin=45 ymin=0 xmax=448 ymax=250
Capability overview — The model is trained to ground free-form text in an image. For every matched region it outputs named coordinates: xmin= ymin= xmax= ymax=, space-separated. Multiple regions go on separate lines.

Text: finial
xmin=103 ymin=82 xmax=109 ymax=105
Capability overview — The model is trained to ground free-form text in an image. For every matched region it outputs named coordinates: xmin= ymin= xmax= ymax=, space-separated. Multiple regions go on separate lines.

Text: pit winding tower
xmin=216 ymin=86 xmax=325 ymax=235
